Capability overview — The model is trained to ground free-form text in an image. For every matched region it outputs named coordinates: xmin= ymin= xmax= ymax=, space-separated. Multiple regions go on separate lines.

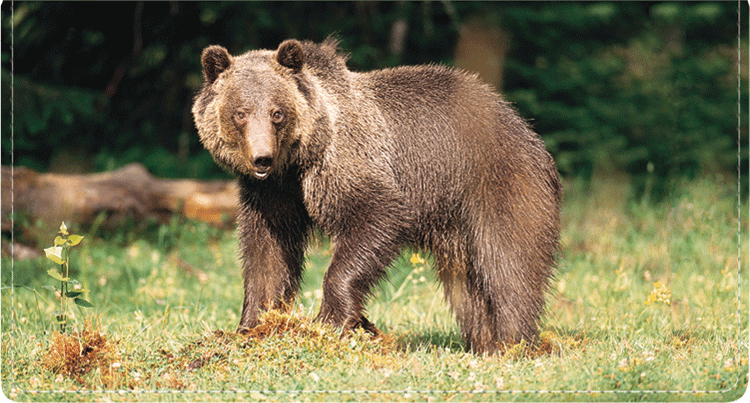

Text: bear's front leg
xmin=315 ymin=210 xmax=403 ymax=335
xmin=236 ymin=178 xmax=311 ymax=331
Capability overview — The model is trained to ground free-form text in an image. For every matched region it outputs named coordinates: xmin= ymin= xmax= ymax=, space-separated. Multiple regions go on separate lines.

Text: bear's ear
xmin=276 ymin=39 xmax=304 ymax=73
xmin=201 ymin=45 xmax=233 ymax=84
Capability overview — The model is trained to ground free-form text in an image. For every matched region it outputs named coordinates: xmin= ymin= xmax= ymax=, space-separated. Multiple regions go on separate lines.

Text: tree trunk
xmin=454 ymin=17 xmax=510 ymax=91
xmin=1 ymin=163 xmax=238 ymax=233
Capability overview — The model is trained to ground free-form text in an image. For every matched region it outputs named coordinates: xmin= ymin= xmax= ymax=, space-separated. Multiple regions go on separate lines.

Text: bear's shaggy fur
xmin=193 ymin=38 xmax=561 ymax=354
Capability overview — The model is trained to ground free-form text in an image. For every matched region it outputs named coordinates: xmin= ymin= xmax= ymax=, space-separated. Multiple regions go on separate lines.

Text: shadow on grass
xmin=392 ymin=326 xmax=589 ymax=358
xmin=393 ymin=329 xmax=466 ymax=354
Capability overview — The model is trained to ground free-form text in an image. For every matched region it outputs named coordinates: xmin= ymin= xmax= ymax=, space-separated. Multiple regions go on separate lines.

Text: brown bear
xmin=192 ymin=38 xmax=561 ymax=355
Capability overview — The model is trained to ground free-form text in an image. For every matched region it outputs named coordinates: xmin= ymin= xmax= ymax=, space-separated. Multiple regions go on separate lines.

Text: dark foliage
xmin=1 ymin=1 xmax=746 ymax=198
xmin=499 ymin=2 xmax=746 ymax=199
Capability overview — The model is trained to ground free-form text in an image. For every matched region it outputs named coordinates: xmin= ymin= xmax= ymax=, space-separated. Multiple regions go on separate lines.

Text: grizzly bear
xmin=192 ymin=38 xmax=561 ymax=355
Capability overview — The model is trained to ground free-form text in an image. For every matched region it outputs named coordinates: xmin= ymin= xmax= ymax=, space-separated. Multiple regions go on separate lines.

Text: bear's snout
xmin=252 ymin=155 xmax=273 ymax=179
xmin=242 ymin=118 xmax=276 ymax=179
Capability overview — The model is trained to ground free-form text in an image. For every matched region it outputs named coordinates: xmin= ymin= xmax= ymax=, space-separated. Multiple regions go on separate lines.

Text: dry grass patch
xmin=177 ymin=309 xmax=401 ymax=374
xmin=41 ymin=319 xmax=122 ymax=388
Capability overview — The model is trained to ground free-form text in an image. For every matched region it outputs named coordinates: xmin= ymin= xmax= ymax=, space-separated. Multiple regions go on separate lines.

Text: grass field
xmin=2 ymin=173 xmax=748 ymax=402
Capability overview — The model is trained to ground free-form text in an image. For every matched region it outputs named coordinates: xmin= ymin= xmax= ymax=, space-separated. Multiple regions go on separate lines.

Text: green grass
xmin=2 ymin=174 xmax=748 ymax=402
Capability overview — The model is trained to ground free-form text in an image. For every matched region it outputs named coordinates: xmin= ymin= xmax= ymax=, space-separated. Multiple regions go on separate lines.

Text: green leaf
xmin=65 ymin=282 xmax=89 ymax=297
xmin=41 ymin=285 xmax=57 ymax=292
xmin=66 ymin=279 xmax=88 ymax=296
xmin=74 ymin=298 xmax=94 ymax=308
xmin=54 ymin=236 xmax=66 ymax=246
xmin=44 ymin=246 xmax=65 ymax=265
xmin=68 ymin=234 xmax=84 ymax=247
xmin=47 ymin=268 xmax=69 ymax=282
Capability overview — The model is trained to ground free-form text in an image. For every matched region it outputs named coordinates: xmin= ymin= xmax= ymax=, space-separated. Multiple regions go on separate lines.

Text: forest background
xmin=1 ymin=1 xmax=746 ymax=200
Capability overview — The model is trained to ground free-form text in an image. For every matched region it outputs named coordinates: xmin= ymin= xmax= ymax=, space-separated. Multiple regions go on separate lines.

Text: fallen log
xmin=1 ymin=163 xmax=238 ymax=232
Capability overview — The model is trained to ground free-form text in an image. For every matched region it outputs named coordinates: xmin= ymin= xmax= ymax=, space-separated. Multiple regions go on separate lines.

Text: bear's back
xmin=351 ymin=63 xmax=558 ymax=233
xmin=359 ymin=64 xmax=544 ymax=173
xmin=362 ymin=64 xmax=532 ymax=149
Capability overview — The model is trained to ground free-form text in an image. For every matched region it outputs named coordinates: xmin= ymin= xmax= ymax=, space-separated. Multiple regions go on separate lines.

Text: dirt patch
xmin=182 ymin=310 xmax=399 ymax=371
xmin=41 ymin=320 xmax=121 ymax=388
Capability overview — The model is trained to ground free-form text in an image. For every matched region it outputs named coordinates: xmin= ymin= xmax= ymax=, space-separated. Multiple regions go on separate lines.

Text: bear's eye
xmin=271 ymin=110 xmax=284 ymax=124
xmin=233 ymin=111 xmax=247 ymax=124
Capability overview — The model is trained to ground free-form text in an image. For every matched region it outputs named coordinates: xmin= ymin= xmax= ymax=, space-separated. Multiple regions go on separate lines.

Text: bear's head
xmin=192 ymin=40 xmax=307 ymax=179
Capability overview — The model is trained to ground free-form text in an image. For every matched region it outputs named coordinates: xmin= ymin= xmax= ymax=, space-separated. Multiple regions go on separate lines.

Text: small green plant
xmin=43 ymin=222 xmax=93 ymax=333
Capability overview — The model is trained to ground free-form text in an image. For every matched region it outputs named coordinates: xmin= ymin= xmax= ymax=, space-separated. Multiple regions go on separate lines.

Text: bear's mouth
xmin=253 ymin=170 xmax=269 ymax=179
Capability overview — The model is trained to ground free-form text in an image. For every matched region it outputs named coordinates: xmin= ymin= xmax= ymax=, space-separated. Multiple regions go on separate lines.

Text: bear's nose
xmin=253 ymin=156 xmax=273 ymax=170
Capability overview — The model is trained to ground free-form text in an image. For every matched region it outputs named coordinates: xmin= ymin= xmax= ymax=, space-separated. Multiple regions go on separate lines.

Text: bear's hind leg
xmin=436 ymin=231 xmax=548 ymax=355
xmin=436 ymin=250 xmax=497 ymax=355
xmin=469 ymin=227 xmax=551 ymax=354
